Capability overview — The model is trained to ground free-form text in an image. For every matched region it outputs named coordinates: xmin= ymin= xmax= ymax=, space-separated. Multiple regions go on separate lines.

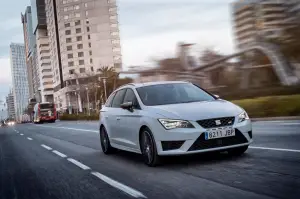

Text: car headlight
xmin=158 ymin=119 xmax=194 ymax=130
xmin=238 ymin=111 xmax=249 ymax=123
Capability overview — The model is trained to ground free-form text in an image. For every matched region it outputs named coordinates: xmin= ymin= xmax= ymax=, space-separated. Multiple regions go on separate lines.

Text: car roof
xmin=119 ymin=81 xmax=190 ymax=90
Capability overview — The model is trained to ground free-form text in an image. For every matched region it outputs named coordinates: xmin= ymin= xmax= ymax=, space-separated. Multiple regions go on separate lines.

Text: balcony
xmin=235 ymin=24 xmax=255 ymax=34
xmin=235 ymin=10 xmax=253 ymax=21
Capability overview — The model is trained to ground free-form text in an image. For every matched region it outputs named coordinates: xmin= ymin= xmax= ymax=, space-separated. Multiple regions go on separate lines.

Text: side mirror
xmin=214 ymin=94 xmax=220 ymax=99
xmin=120 ymin=101 xmax=133 ymax=110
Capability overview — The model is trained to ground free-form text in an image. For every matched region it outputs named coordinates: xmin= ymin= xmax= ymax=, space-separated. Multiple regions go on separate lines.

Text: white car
xmin=99 ymin=81 xmax=252 ymax=166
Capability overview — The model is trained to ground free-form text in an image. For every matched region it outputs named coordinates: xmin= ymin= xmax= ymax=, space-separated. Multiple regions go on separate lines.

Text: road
xmin=0 ymin=120 xmax=300 ymax=199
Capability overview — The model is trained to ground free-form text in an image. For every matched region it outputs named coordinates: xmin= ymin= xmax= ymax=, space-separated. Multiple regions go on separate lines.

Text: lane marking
xmin=52 ymin=150 xmax=67 ymax=158
xmin=27 ymin=137 xmax=33 ymax=140
xmin=39 ymin=125 xmax=97 ymax=133
xmin=249 ymin=146 xmax=300 ymax=153
xmin=67 ymin=158 xmax=90 ymax=170
xmin=91 ymin=172 xmax=146 ymax=198
xmin=41 ymin=144 xmax=52 ymax=150
xmin=20 ymin=133 xmax=24 ymax=136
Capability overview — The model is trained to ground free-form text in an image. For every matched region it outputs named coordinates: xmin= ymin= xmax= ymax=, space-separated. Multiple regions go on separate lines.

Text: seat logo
xmin=215 ymin=120 xmax=221 ymax=125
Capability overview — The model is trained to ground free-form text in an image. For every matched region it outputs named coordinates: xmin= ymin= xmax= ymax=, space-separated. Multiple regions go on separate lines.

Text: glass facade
xmin=10 ymin=43 xmax=30 ymax=122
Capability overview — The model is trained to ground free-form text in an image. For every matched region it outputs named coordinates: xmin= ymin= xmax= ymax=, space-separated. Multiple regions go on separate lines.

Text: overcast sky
xmin=0 ymin=0 xmax=235 ymax=102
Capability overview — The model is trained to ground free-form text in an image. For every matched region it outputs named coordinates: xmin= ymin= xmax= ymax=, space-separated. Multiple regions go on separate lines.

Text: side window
xmin=123 ymin=89 xmax=140 ymax=109
xmin=105 ymin=92 xmax=116 ymax=107
xmin=111 ymin=89 xmax=126 ymax=108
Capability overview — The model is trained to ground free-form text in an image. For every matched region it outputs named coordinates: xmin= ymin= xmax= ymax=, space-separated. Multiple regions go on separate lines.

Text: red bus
xmin=33 ymin=102 xmax=57 ymax=123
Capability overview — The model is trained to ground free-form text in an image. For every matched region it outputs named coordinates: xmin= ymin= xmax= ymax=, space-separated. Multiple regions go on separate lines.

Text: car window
xmin=123 ymin=89 xmax=140 ymax=109
xmin=105 ymin=92 xmax=116 ymax=107
xmin=136 ymin=83 xmax=215 ymax=106
xmin=111 ymin=89 xmax=126 ymax=108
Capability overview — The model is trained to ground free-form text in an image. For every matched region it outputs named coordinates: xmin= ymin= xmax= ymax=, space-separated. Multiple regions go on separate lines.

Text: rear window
xmin=40 ymin=103 xmax=55 ymax=109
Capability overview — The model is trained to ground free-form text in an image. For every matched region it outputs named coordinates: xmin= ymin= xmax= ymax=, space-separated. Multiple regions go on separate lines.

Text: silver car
xmin=99 ymin=81 xmax=252 ymax=166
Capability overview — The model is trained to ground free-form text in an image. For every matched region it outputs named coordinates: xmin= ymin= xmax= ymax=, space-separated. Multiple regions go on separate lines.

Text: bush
xmin=59 ymin=113 xmax=99 ymax=121
xmin=232 ymin=95 xmax=300 ymax=118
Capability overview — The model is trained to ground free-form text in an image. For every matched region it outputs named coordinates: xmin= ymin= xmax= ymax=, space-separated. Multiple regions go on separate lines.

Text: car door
xmin=109 ymin=89 xmax=127 ymax=145
xmin=117 ymin=88 xmax=142 ymax=151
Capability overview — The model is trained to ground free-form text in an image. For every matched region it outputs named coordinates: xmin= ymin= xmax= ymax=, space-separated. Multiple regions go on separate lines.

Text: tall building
xmin=9 ymin=43 xmax=30 ymax=122
xmin=31 ymin=0 xmax=54 ymax=102
xmin=6 ymin=89 xmax=15 ymax=119
xmin=232 ymin=0 xmax=287 ymax=50
xmin=45 ymin=0 xmax=122 ymax=112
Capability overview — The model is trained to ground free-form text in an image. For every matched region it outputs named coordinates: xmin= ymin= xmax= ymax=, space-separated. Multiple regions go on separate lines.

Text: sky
xmin=0 ymin=0 xmax=235 ymax=103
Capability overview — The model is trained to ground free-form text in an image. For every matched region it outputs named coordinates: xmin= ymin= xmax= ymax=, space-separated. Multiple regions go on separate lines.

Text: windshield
xmin=40 ymin=103 xmax=55 ymax=109
xmin=136 ymin=83 xmax=215 ymax=106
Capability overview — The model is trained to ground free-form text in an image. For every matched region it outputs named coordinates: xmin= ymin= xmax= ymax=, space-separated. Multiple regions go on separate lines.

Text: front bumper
xmin=154 ymin=119 xmax=252 ymax=156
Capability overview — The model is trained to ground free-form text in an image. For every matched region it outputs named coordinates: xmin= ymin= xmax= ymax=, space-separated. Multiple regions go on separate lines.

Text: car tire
xmin=228 ymin=146 xmax=248 ymax=156
xmin=100 ymin=126 xmax=115 ymax=154
xmin=140 ymin=128 xmax=160 ymax=167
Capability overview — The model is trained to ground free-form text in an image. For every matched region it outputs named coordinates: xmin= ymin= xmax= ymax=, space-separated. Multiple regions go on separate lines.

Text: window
xmin=84 ymin=3 xmax=88 ymax=7
xmin=88 ymin=42 xmax=91 ymax=47
xmin=87 ymin=26 xmax=90 ymax=32
xmin=90 ymin=58 xmax=93 ymax=63
xmin=85 ymin=11 xmax=89 ymax=16
xmin=105 ymin=92 xmax=116 ymax=107
xmin=75 ymin=20 xmax=81 ymax=26
xmin=88 ymin=34 xmax=91 ymax=39
xmin=111 ymin=89 xmax=126 ymax=108
xmin=78 ymin=52 xmax=84 ymax=57
xmin=76 ymin=36 xmax=82 ymax=41
xmin=74 ymin=5 xmax=80 ymax=10
xmin=67 ymin=54 xmax=73 ymax=58
xmin=111 ymin=32 xmax=119 ymax=36
xmin=75 ymin=13 xmax=80 ymax=17
xmin=76 ymin=28 xmax=81 ymax=33
xmin=79 ymin=68 xmax=85 ymax=73
xmin=64 ymin=15 xmax=69 ymax=19
xmin=69 ymin=69 xmax=75 ymax=74
xmin=89 ymin=50 xmax=92 ymax=55
xmin=66 ymin=38 xmax=72 ymax=43
xmin=79 ymin=60 xmax=84 ymax=65
xmin=86 ymin=19 xmax=89 ymax=24
xmin=65 ymin=30 xmax=71 ymax=35
xmin=90 ymin=67 xmax=94 ymax=71
xmin=68 ymin=61 xmax=74 ymax=67
xmin=136 ymin=83 xmax=215 ymax=106
xmin=65 ymin=23 xmax=70 ymax=27
xmin=67 ymin=46 xmax=72 ymax=51
xmin=123 ymin=89 xmax=139 ymax=108
xmin=77 ymin=44 xmax=83 ymax=49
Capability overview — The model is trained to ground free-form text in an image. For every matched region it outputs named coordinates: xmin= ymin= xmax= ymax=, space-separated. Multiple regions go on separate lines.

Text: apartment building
xmin=6 ymin=89 xmax=15 ymax=119
xmin=21 ymin=6 xmax=35 ymax=98
xmin=232 ymin=0 xmax=287 ymax=50
xmin=9 ymin=43 xmax=30 ymax=122
xmin=31 ymin=0 xmax=54 ymax=102
xmin=45 ymin=0 xmax=122 ymax=112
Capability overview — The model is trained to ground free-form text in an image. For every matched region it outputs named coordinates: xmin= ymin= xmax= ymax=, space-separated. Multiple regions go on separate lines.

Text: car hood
xmin=146 ymin=100 xmax=243 ymax=121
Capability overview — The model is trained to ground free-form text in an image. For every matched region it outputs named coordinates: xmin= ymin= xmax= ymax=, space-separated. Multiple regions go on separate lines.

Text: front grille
xmin=197 ymin=117 xmax=235 ymax=129
xmin=161 ymin=141 xmax=185 ymax=151
xmin=188 ymin=129 xmax=248 ymax=151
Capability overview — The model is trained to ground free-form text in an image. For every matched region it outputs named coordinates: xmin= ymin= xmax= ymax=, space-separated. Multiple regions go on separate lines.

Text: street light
xmin=99 ymin=77 xmax=108 ymax=100
xmin=86 ymin=87 xmax=90 ymax=116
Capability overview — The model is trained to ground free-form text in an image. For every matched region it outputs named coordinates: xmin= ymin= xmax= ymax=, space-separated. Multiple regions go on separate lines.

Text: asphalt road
xmin=0 ymin=120 xmax=300 ymax=199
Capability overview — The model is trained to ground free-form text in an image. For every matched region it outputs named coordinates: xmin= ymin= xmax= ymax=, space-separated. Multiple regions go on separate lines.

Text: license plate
xmin=205 ymin=127 xmax=235 ymax=140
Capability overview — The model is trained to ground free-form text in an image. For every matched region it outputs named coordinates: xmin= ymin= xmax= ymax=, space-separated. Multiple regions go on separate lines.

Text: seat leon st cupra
xmin=99 ymin=81 xmax=253 ymax=166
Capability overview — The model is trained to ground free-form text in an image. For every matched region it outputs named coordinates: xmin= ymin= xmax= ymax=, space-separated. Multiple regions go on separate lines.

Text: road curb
xmin=252 ymin=116 xmax=300 ymax=121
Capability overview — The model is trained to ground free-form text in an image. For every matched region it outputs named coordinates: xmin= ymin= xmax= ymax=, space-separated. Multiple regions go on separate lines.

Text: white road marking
xmin=91 ymin=172 xmax=146 ymax=198
xmin=67 ymin=158 xmax=90 ymax=170
xmin=20 ymin=133 xmax=24 ymax=136
xmin=39 ymin=125 xmax=98 ymax=133
xmin=276 ymin=123 xmax=300 ymax=125
xmin=52 ymin=150 xmax=67 ymax=158
xmin=27 ymin=137 xmax=33 ymax=140
xmin=41 ymin=144 xmax=52 ymax=150
xmin=249 ymin=146 xmax=300 ymax=153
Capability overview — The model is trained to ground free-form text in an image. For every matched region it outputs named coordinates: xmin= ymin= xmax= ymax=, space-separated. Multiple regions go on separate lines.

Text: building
xmin=6 ymin=89 xmax=15 ymax=119
xmin=9 ymin=43 xmax=30 ymax=122
xmin=21 ymin=6 xmax=35 ymax=99
xmin=232 ymin=0 xmax=287 ymax=50
xmin=44 ymin=0 xmax=122 ymax=112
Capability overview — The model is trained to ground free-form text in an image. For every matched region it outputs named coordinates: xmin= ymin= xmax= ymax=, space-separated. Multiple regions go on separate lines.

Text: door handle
xmin=116 ymin=117 xmax=121 ymax=120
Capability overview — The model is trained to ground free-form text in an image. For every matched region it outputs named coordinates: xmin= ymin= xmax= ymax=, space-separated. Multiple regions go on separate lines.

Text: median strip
xmin=91 ymin=172 xmax=146 ymax=198
xmin=67 ymin=158 xmax=90 ymax=170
